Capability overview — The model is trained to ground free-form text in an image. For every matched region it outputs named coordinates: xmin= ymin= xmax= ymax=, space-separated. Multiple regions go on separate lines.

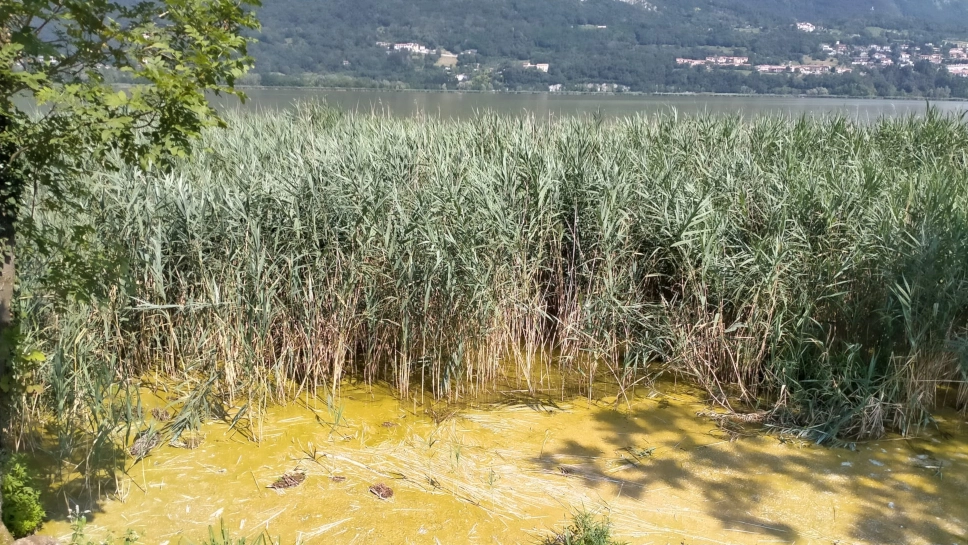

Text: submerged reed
xmin=15 ymin=104 xmax=968 ymax=443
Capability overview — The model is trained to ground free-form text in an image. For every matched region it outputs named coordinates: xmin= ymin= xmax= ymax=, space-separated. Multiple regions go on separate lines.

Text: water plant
xmin=68 ymin=515 xmax=139 ymax=545
xmin=13 ymin=104 xmax=968 ymax=455
xmin=198 ymin=520 xmax=267 ymax=545
xmin=67 ymin=517 xmax=260 ymax=545
xmin=541 ymin=511 xmax=625 ymax=545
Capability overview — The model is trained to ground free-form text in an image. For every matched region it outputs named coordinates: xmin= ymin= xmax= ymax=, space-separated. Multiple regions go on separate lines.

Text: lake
xmin=223 ymin=87 xmax=968 ymax=120
xmin=37 ymin=380 xmax=968 ymax=545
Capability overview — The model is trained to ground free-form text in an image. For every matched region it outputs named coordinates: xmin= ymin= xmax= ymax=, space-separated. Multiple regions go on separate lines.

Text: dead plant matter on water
xmin=368 ymin=483 xmax=393 ymax=499
xmin=267 ymin=469 xmax=306 ymax=489
xmin=169 ymin=433 xmax=205 ymax=449
xmin=426 ymin=406 xmax=461 ymax=425
xmin=697 ymin=409 xmax=768 ymax=441
xmin=619 ymin=446 xmax=656 ymax=461
xmin=129 ymin=430 xmax=160 ymax=459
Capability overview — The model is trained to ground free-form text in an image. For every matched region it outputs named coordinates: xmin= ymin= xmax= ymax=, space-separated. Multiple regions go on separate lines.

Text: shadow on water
xmin=30 ymin=434 xmax=127 ymax=525
xmin=530 ymin=390 xmax=968 ymax=544
xmin=25 ymin=381 xmax=968 ymax=545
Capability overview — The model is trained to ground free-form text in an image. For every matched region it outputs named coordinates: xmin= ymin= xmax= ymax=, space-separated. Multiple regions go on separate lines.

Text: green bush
xmin=1 ymin=454 xmax=45 ymax=538
xmin=542 ymin=512 xmax=625 ymax=545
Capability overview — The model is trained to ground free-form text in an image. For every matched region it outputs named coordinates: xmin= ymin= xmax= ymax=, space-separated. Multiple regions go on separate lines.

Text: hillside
xmin=246 ymin=0 xmax=968 ymax=97
xmin=705 ymin=0 xmax=968 ymax=23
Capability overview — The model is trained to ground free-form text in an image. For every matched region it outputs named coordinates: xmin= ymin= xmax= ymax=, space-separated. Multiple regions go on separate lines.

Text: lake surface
xmin=223 ymin=88 xmax=968 ymax=120
xmin=39 ymin=380 xmax=968 ymax=545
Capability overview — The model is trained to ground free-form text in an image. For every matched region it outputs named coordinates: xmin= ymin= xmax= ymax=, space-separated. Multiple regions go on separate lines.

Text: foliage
xmin=196 ymin=520 xmax=266 ymax=545
xmin=0 ymin=0 xmax=262 ymax=315
xmin=67 ymin=516 xmax=261 ymax=545
xmin=69 ymin=516 xmax=139 ymax=545
xmin=541 ymin=512 xmax=625 ymax=545
xmin=0 ymin=347 xmax=44 ymax=397
xmin=1 ymin=0 xmax=261 ymax=166
xmin=13 ymin=106 xmax=968 ymax=454
xmin=0 ymin=453 xmax=44 ymax=538
xmin=1 ymin=5 xmax=261 ymax=536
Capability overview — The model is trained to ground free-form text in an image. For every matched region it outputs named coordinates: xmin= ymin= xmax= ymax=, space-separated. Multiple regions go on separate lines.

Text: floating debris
xmin=368 ymin=483 xmax=393 ymax=499
xmin=130 ymin=430 xmax=160 ymax=459
xmin=381 ymin=421 xmax=398 ymax=428
xmin=330 ymin=475 xmax=346 ymax=483
xmin=268 ymin=470 xmax=306 ymax=489
xmin=696 ymin=409 xmax=768 ymax=423
xmin=150 ymin=407 xmax=171 ymax=422
xmin=621 ymin=446 xmax=656 ymax=459
xmin=426 ymin=406 xmax=460 ymax=425
xmin=910 ymin=455 xmax=945 ymax=477
xmin=169 ymin=434 xmax=204 ymax=449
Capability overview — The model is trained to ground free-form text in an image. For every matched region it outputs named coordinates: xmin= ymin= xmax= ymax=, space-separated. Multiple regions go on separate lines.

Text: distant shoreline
xmin=232 ymin=85 xmax=968 ymax=103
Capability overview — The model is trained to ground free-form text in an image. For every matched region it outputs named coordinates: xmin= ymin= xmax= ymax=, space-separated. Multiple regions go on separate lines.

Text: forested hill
xmin=246 ymin=0 xmax=968 ymax=97
xmin=705 ymin=0 xmax=968 ymax=23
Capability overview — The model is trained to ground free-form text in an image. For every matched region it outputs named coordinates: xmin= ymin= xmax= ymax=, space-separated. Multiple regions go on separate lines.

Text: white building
xmin=676 ymin=58 xmax=706 ymax=67
xmin=947 ymin=64 xmax=968 ymax=77
xmin=756 ymin=64 xmax=788 ymax=73
xmin=394 ymin=43 xmax=432 ymax=55
xmin=705 ymin=56 xmax=749 ymax=66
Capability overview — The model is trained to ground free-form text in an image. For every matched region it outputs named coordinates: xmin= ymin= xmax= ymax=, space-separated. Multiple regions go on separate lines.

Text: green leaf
xmin=24 ymin=351 xmax=46 ymax=364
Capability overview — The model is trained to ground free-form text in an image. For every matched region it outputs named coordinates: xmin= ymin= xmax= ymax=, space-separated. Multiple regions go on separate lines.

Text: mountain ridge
xmin=247 ymin=0 xmax=968 ymax=97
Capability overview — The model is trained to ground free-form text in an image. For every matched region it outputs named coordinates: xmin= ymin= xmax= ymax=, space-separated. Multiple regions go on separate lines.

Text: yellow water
xmin=36 ymin=382 xmax=968 ymax=545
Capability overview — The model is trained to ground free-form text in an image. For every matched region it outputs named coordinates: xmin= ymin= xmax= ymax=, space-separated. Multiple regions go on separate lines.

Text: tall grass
xmin=15 ymin=104 xmax=968 ymax=444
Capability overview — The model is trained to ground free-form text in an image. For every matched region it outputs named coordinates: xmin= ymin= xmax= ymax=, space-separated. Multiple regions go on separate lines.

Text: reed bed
xmin=16 ymin=104 xmax=968 ymax=443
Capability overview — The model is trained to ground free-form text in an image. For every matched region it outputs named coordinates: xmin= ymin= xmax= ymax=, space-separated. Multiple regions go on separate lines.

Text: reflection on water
xmin=219 ymin=88 xmax=968 ymax=121
xmin=36 ymin=382 xmax=968 ymax=544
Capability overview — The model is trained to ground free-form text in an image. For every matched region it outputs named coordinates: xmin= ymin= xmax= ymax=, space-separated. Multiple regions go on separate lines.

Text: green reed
xmin=16 ymin=103 xmax=968 ymax=443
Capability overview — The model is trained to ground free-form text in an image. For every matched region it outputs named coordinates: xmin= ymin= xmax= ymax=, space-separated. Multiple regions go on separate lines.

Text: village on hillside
xmin=675 ymin=22 xmax=968 ymax=78
xmin=375 ymin=22 xmax=968 ymax=94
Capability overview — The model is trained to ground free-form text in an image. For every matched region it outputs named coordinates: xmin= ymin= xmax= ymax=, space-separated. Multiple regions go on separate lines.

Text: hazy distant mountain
xmin=247 ymin=0 xmax=968 ymax=97
xmin=697 ymin=0 xmax=968 ymax=23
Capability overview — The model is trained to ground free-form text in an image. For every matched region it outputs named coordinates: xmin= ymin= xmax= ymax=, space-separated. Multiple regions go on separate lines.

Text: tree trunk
xmin=0 ymin=228 xmax=12 ymax=376
xmin=0 ymin=225 xmax=11 ymax=545
xmin=0 ymin=92 xmax=16 ymax=425
xmin=0 ymin=79 xmax=17 ymax=545
xmin=0 ymin=89 xmax=15 ymax=395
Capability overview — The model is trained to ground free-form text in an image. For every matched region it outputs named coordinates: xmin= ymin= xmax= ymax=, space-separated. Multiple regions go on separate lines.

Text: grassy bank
xmin=14 ymin=104 xmax=968 ymax=448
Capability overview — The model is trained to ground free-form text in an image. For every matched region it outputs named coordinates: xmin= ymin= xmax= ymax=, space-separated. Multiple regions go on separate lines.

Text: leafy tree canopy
xmin=0 ymin=1 xmax=258 ymax=536
xmin=2 ymin=0 xmax=259 ymax=170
